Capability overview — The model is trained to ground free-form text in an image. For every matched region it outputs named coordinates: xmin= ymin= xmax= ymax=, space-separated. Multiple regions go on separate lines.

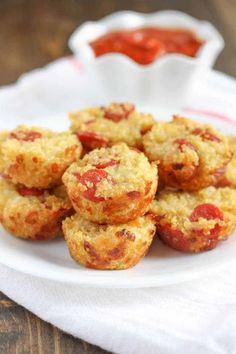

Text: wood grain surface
xmin=0 ymin=0 xmax=235 ymax=353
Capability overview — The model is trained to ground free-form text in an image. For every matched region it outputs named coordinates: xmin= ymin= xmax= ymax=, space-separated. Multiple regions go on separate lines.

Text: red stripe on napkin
xmin=68 ymin=56 xmax=82 ymax=71
xmin=184 ymin=107 xmax=236 ymax=125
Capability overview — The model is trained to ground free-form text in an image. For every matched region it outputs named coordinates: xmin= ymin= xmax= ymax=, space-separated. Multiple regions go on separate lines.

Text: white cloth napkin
xmin=1 ymin=264 xmax=236 ymax=354
xmin=0 ymin=57 xmax=236 ymax=354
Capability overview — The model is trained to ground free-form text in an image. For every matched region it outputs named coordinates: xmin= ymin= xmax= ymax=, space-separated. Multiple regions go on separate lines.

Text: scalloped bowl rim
xmin=69 ymin=10 xmax=224 ymax=68
xmin=87 ymin=51 xmax=200 ymax=71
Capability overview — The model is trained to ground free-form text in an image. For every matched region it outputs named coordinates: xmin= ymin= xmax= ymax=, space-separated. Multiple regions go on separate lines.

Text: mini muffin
xmin=0 ymin=125 xmax=82 ymax=188
xmin=0 ymin=178 xmax=73 ymax=240
xmin=63 ymin=143 xmax=158 ymax=224
xmin=69 ymin=102 xmax=154 ymax=150
xmin=63 ymin=214 xmax=156 ymax=270
xmin=0 ymin=130 xmax=8 ymax=143
xmin=149 ymin=186 xmax=236 ymax=252
xmin=143 ymin=116 xmax=232 ymax=191
xmin=217 ymin=137 xmax=236 ymax=188
xmin=0 ymin=130 xmax=10 ymax=175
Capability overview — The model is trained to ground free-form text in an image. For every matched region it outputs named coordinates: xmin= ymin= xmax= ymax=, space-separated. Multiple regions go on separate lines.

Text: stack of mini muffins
xmin=143 ymin=116 xmax=236 ymax=253
xmin=64 ymin=103 xmax=236 ymax=264
xmin=62 ymin=142 xmax=158 ymax=269
xmin=0 ymin=126 xmax=82 ymax=240
xmin=0 ymin=102 xmax=236 ymax=270
xmin=62 ymin=103 xmax=159 ymax=269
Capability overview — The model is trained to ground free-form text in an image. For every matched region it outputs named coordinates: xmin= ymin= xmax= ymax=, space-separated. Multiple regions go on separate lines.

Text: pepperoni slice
xmin=192 ymin=225 xmax=222 ymax=240
xmin=95 ymin=159 xmax=119 ymax=169
xmin=104 ymin=103 xmax=135 ymax=122
xmin=190 ymin=203 xmax=224 ymax=240
xmin=189 ymin=203 xmax=224 ymax=222
xmin=76 ymin=169 xmax=111 ymax=202
xmin=158 ymin=222 xmax=219 ymax=252
xmin=174 ymin=139 xmax=195 ymax=152
xmin=158 ymin=223 xmax=189 ymax=252
xmin=192 ymin=128 xmax=221 ymax=142
xmin=10 ymin=131 xmax=42 ymax=142
xmin=77 ymin=131 xmax=109 ymax=149
xmin=17 ymin=187 xmax=45 ymax=197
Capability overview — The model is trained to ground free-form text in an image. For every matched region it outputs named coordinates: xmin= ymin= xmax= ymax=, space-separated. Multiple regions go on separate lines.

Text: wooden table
xmin=0 ymin=1 xmax=235 ymax=353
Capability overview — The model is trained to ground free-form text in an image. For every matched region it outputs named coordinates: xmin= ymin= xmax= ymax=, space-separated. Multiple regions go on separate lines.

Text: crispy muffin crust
xmin=69 ymin=102 xmax=154 ymax=150
xmin=0 ymin=125 xmax=82 ymax=188
xmin=0 ymin=178 xmax=73 ymax=240
xmin=149 ymin=186 xmax=236 ymax=252
xmin=63 ymin=143 xmax=158 ymax=224
xmin=218 ymin=137 xmax=236 ymax=188
xmin=63 ymin=214 xmax=156 ymax=270
xmin=143 ymin=116 xmax=232 ymax=191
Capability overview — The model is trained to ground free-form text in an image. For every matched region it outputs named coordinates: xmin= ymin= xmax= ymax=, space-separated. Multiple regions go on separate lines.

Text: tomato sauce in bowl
xmin=90 ymin=27 xmax=203 ymax=65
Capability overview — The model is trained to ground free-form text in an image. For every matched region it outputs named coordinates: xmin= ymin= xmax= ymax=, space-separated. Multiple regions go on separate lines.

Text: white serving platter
xmin=0 ymin=57 xmax=235 ymax=288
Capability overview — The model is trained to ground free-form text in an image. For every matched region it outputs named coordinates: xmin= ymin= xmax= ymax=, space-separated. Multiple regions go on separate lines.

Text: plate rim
xmin=0 ymin=238 xmax=235 ymax=288
xmin=0 ymin=64 xmax=236 ymax=288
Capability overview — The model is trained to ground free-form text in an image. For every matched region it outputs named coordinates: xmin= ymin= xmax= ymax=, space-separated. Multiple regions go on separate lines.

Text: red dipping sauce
xmin=90 ymin=27 xmax=203 ymax=65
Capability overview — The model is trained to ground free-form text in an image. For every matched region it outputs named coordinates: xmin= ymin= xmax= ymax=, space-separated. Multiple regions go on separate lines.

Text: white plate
xmin=0 ymin=226 xmax=236 ymax=288
xmin=0 ymin=57 xmax=235 ymax=288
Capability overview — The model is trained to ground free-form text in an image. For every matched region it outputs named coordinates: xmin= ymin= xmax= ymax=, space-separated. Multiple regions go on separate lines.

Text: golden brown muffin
xmin=0 ymin=178 xmax=73 ymax=240
xmin=143 ymin=116 xmax=232 ymax=191
xmin=63 ymin=214 xmax=156 ymax=270
xmin=149 ymin=186 xmax=236 ymax=252
xmin=0 ymin=125 xmax=82 ymax=188
xmin=217 ymin=136 xmax=236 ymax=188
xmin=63 ymin=143 xmax=158 ymax=224
xmin=69 ymin=102 xmax=154 ymax=150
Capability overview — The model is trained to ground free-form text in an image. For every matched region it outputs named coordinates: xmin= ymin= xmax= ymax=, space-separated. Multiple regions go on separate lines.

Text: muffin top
xmin=149 ymin=186 xmax=236 ymax=235
xmin=63 ymin=143 xmax=158 ymax=202
xmin=220 ymin=136 xmax=236 ymax=187
xmin=70 ymin=102 xmax=154 ymax=149
xmin=0 ymin=125 xmax=81 ymax=157
xmin=0 ymin=177 xmax=72 ymax=213
xmin=143 ymin=116 xmax=231 ymax=171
